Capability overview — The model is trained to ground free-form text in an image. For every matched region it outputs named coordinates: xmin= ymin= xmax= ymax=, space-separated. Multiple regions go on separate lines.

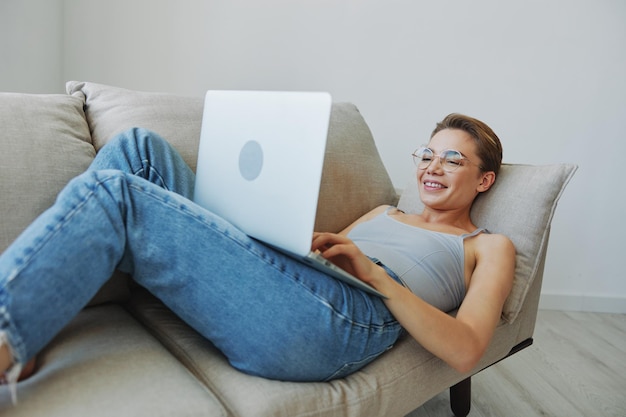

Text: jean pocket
xmin=324 ymin=344 xmax=395 ymax=381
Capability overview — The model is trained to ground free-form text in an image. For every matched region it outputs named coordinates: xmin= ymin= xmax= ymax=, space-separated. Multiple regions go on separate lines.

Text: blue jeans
xmin=0 ymin=128 xmax=402 ymax=382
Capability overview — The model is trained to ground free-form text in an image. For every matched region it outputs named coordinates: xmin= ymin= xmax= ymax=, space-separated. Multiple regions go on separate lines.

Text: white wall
xmin=0 ymin=0 xmax=64 ymax=93
xmin=3 ymin=1 xmax=626 ymax=312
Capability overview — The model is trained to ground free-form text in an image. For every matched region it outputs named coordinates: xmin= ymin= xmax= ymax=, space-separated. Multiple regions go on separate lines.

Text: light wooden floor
xmin=406 ymin=310 xmax=626 ymax=417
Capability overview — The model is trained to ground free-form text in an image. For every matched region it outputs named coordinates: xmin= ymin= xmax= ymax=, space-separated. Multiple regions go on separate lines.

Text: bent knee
xmin=61 ymin=170 xmax=131 ymax=204
xmin=120 ymin=127 xmax=168 ymax=150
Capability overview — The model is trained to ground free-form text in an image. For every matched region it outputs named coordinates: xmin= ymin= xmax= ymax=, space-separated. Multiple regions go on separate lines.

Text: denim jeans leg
xmin=1 ymin=152 xmax=402 ymax=384
xmin=89 ymin=127 xmax=196 ymax=198
xmin=0 ymin=126 xmax=193 ymax=373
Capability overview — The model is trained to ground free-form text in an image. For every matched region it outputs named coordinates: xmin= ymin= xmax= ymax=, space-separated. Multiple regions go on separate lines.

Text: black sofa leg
xmin=450 ymin=377 xmax=471 ymax=417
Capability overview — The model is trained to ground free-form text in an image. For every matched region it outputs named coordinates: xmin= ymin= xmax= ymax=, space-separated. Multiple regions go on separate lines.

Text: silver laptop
xmin=193 ymin=90 xmax=386 ymax=298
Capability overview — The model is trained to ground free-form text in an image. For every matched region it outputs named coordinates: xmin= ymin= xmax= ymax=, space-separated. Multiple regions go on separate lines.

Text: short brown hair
xmin=431 ymin=113 xmax=503 ymax=177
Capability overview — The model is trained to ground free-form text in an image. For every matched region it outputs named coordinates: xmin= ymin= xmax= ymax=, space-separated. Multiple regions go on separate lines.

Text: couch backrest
xmin=0 ymin=92 xmax=95 ymax=252
xmin=67 ymin=81 xmax=398 ymax=233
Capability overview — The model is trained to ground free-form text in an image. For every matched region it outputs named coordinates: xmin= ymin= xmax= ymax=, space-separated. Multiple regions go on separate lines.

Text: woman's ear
xmin=477 ymin=171 xmax=496 ymax=193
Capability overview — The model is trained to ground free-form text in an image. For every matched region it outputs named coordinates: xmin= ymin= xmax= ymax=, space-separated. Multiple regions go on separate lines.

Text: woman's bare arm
xmin=377 ymin=233 xmax=515 ymax=372
xmin=312 ymin=230 xmax=516 ymax=373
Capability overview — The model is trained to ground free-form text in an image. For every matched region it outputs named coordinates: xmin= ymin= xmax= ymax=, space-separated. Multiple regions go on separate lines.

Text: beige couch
xmin=0 ymin=82 xmax=576 ymax=417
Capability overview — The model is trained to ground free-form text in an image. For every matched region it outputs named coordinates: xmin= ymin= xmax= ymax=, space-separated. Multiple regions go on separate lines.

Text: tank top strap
xmin=461 ymin=228 xmax=489 ymax=239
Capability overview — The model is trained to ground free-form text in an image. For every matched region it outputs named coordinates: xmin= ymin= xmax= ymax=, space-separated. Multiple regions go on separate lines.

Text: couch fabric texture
xmin=0 ymin=82 xmax=576 ymax=416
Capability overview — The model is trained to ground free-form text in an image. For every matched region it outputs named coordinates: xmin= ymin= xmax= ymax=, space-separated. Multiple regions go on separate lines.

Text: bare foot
xmin=0 ymin=357 xmax=37 ymax=384
xmin=18 ymin=357 xmax=37 ymax=381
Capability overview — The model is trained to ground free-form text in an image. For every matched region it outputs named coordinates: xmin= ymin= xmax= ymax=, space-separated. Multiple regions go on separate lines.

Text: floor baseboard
xmin=539 ymin=292 xmax=626 ymax=313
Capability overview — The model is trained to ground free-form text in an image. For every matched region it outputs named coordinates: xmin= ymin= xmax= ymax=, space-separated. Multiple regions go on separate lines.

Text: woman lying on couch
xmin=0 ymin=113 xmax=514 ymax=400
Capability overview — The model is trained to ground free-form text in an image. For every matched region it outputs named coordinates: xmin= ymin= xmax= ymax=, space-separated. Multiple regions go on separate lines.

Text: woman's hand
xmin=311 ymin=232 xmax=384 ymax=286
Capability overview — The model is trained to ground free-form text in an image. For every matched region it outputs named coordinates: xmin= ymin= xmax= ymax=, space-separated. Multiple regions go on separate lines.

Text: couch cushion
xmin=316 ymin=103 xmax=398 ymax=232
xmin=66 ymin=81 xmax=204 ymax=171
xmin=0 ymin=304 xmax=227 ymax=417
xmin=397 ymin=163 xmax=577 ymax=323
xmin=126 ymin=288 xmax=521 ymax=417
xmin=0 ymin=92 xmax=95 ymax=253
xmin=66 ymin=81 xmax=398 ymax=233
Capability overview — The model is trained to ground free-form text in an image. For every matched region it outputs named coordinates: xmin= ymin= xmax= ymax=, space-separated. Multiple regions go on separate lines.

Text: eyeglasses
xmin=412 ymin=147 xmax=479 ymax=172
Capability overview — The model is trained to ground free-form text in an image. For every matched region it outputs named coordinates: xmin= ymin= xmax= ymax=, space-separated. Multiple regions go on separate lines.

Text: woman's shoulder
xmin=473 ymin=231 xmax=515 ymax=258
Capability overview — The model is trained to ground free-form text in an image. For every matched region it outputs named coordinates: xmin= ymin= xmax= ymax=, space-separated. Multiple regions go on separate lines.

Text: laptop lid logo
xmin=238 ymin=140 xmax=264 ymax=181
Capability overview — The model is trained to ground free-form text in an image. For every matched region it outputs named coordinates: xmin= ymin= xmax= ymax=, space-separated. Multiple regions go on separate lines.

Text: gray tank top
xmin=348 ymin=207 xmax=485 ymax=312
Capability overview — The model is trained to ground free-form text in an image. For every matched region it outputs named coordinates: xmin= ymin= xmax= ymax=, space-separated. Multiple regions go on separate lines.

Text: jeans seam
xmin=5 ymin=183 xmax=99 ymax=285
xmin=126 ymin=182 xmax=286 ymax=271
xmin=134 ymin=160 xmax=169 ymax=191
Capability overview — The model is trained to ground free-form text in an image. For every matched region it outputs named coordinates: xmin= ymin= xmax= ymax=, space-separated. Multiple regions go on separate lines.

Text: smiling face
xmin=417 ymin=128 xmax=495 ymax=213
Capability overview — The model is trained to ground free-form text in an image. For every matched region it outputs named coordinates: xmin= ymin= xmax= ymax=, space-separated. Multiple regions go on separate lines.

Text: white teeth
xmin=424 ymin=181 xmax=444 ymax=188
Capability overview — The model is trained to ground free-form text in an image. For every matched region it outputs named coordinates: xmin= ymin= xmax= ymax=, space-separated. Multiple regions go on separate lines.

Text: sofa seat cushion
xmin=66 ymin=81 xmax=398 ymax=233
xmin=398 ymin=163 xmax=577 ymax=323
xmin=0 ymin=92 xmax=94 ymax=253
xmin=0 ymin=304 xmax=227 ymax=417
xmin=126 ymin=288 xmax=520 ymax=417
